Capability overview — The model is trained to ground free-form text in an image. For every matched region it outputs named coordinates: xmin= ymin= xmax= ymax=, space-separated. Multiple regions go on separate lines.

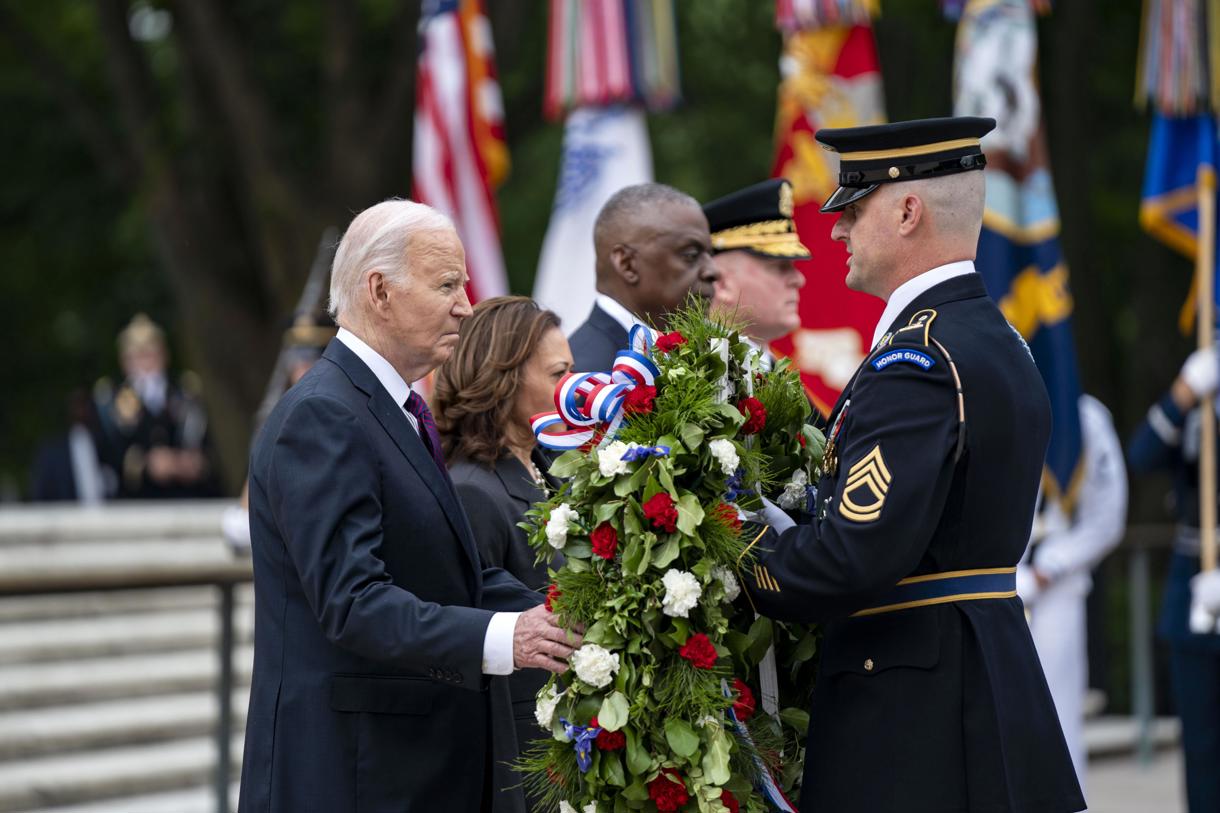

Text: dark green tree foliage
xmin=0 ymin=0 xmax=1176 ymax=506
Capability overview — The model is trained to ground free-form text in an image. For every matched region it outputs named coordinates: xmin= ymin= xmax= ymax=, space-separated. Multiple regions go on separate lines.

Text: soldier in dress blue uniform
xmin=94 ymin=314 xmax=219 ymax=499
xmin=1128 ymin=346 xmax=1220 ymax=813
xmin=743 ymin=117 xmax=1085 ymax=813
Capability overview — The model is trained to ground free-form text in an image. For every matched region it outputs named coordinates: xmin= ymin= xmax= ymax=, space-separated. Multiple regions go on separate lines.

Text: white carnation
xmin=598 ymin=441 xmax=632 ymax=477
xmin=546 ymin=503 xmax=579 ymax=549
xmin=534 ymin=683 xmax=562 ymax=730
xmin=711 ymin=565 xmax=741 ymax=602
xmin=559 ymin=803 xmax=577 ymax=813
xmin=777 ymin=469 xmax=809 ymax=510
xmin=584 ymin=804 xmax=598 ymax=813
xmin=570 ymin=643 xmax=620 ymax=688
xmin=661 ymin=568 xmax=703 ymax=618
xmin=709 ymin=439 xmax=739 ymax=476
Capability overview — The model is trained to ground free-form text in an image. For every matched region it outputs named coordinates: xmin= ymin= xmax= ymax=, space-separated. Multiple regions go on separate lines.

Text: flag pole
xmin=1198 ymin=167 xmax=1217 ymax=573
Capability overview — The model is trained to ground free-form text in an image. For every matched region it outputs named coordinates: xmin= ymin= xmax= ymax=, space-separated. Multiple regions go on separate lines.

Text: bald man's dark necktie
xmin=403 ymin=391 xmax=449 ymax=480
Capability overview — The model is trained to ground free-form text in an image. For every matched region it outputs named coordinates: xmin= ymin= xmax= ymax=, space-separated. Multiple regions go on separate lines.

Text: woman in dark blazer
xmin=433 ymin=296 xmax=573 ymax=813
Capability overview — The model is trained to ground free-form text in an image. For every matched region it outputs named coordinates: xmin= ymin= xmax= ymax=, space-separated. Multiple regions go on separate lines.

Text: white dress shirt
xmin=869 ymin=260 xmax=977 ymax=349
xmin=336 ymin=328 xmax=519 ymax=675
xmin=596 ymin=293 xmax=642 ymax=334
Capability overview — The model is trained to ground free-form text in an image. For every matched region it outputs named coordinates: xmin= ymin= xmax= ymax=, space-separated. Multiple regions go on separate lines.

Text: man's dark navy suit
xmin=238 ymin=338 xmax=540 ymax=813
xmin=568 ymin=302 xmax=629 ymax=372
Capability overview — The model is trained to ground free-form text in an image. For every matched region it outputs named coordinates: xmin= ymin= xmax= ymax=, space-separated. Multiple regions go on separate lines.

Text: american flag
xmin=412 ymin=0 xmax=509 ymax=304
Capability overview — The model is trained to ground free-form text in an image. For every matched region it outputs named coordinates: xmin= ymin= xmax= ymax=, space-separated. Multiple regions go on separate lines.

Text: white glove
xmin=756 ymin=496 xmax=797 ymax=534
xmin=221 ymin=504 xmax=252 ymax=552
xmin=1188 ymin=570 xmax=1220 ymax=634
xmin=1180 ymin=346 xmax=1219 ymax=399
xmin=1016 ymin=564 xmax=1041 ymax=607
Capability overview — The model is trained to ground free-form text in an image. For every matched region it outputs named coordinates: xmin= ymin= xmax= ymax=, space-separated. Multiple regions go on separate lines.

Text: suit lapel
xmin=494 ymin=456 xmax=543 ymax=507
xmin=590 ymin=304 xmax=630 ymax=350
xmin=323 ymin=340 xmax=484 ymax=580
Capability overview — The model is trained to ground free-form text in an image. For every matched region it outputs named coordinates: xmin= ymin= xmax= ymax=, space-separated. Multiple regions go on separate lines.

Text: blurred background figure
xmin=222 ymin=308 xmax=337 ymax=550
xmin=1017 ymin=393 xmax=1128 ymax=797
xmin=1127 ymin=346 xmax=1220 ymax=813
xmin=568 ymin=183 xmax=719 ymax=371
xmin=93 ymin=314 xmax=218 ymax=500
xmin=28 ymin=388 xmax=117 ymax=503
xmin=433 ymin=295 xmax=572 ymax=813
xmin=705 ymin=178 xmax=811 ymax=367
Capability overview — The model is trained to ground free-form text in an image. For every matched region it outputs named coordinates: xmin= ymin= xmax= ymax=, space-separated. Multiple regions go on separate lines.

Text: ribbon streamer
xmin=721 ymin=679 xmax=800 ymax=812
xmin=533 ymin=325 xmax=660 ymax=450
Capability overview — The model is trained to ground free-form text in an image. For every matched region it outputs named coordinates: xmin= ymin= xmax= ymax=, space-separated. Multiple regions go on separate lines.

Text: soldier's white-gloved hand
xmin=1016 ymin=564 xmax=1041 ymax=607
xmin=1180 ymin=346 xmax=1219 ymax=399
xmin=756 ymin=496 xmax=797 ymax=534
xmin=1188 ymin=570 xmax=1220 ymax=634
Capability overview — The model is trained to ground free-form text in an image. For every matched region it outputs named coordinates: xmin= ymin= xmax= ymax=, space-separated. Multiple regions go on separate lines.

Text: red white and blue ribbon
xmin=532 ymin=324 xmax=659 ymax=450
xmin=721 ymin=679 xmax=800 ymax=812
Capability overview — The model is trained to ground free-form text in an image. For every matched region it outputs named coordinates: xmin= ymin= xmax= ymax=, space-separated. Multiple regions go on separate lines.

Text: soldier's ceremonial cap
xmin=284 ymin=309 xmax=337 ymax=350
xmin=816 ymin=116 xmax=996 ymax=213
xmin=702 ymin=178 xmax=811 ymax=259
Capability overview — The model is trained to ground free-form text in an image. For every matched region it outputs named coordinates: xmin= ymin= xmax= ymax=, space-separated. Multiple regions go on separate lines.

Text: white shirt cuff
xmin=481 ymin=611 xmax=520 ymax=675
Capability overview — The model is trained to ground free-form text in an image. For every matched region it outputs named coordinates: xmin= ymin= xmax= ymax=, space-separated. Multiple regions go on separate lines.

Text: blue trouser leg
xmin=1169 ymin=643 xmax=1220 ymax=813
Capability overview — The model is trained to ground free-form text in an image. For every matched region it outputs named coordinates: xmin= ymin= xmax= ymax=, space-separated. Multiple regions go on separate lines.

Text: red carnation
xmin=648 ymin=768 xmax=689 ymax=812
xmin=588 ymin=717 xmax=626 ymax=751
xmin=655 ymin=331 xmax=688 ymax=353
xmin=720 ymin=789 xmax=740 ymax=813
xmin=678 ymin=632 xmax=718 ymax=669
xmin=590 ymin=522 xmax=619 ymax=560
xmin=715 ymin=502 xmax=742 ymax=531
xmin=642 ymin=492 xmax=679 ymax=533
xmin=737 ymin=396 xmax=767 ymax=435
xmin=623 ymin=384 xmax=657 ymax=415
xmin=797 ymin=433 xmax=807 ymax=448
xmin=544 ymin=583 xmax=561 ymax=613
xmin=731 ymin=678 xmax=755 ymax=722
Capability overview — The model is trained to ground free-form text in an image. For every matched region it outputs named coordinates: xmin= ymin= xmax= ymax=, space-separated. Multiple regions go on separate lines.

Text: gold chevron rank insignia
xmin=839 ymin=445 xmax=891 ymax=522
xmin=753 ymin=563 xmax=780 ymax=592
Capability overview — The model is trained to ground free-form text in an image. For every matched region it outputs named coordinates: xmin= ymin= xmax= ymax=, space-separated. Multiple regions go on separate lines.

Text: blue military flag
xmin=1140 ymin=113 xmax=1220 ymax=332
xmin=953 ymin=0 xmax=1084 ymax=507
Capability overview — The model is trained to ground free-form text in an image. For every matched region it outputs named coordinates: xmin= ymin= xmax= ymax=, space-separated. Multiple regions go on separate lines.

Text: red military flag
xmin=769 ymin=22 xmax=886 ymax=415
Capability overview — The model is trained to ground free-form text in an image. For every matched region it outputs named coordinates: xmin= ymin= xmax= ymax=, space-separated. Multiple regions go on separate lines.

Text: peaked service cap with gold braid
xmin=816 ymin=116 xmax=996 ymax=213
xmin=702 ymin=178 xmax=811 ymax=260
xmin=117 ymin=313 xmax=166 ymax=355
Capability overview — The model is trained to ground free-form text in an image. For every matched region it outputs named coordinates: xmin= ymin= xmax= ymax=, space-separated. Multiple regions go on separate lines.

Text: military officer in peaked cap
xmin=742 ymin=117 xmax=1085 ymax=812
xmin=704 ymin=179 xmax=810 ymax=368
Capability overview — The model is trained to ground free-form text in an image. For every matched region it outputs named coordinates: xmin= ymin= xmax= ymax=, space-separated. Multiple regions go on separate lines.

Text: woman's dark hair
xmin=433 ymin=296 xmax=561 ymax=464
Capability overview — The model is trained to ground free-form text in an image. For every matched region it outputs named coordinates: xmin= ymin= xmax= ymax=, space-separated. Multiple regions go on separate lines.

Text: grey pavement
xmin=1088 ymin=749 xmax=1184 ymax=813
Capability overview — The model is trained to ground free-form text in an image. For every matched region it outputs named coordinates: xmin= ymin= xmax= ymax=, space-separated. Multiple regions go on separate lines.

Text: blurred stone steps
xmin=0 ymin=607 xmax=253 ymax=665
xmin=10 ymin=784 xmax=238 ymax=813
xmin=0 ymin=690 xmax=248 ymax=760
xmin=0 ymin=645 xmax=253 ymax=712
xmin=0 ymin=586 xmax=252 ymax=624
xmin=0 ymin=736 xmax=242 ymax=813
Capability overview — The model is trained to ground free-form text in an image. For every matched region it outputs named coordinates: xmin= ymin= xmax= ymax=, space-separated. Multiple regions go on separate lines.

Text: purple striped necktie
xmin=403 ymin=391 xmax=449 ymax=477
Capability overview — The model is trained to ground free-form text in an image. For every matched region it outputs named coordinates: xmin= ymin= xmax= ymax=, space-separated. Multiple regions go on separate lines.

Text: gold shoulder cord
xmin=930 ymin=337 xmax=966 ymax=463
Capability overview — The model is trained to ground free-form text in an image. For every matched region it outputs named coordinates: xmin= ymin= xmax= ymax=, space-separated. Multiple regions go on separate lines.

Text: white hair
xmin=327 ymin=199 xmax=455 ymax=322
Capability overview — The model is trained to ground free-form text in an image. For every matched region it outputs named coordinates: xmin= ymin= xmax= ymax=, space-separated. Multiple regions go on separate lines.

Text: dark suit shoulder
xmin=569 ymin=304 xmax=629 ymax=372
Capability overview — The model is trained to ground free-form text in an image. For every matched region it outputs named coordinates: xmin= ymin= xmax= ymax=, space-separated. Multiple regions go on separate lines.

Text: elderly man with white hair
xmin=238 ymin=200 xmax=579 ymax=813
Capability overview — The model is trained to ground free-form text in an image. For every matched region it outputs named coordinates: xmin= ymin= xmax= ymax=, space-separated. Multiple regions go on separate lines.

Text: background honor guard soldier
xmin=1128 ymin=346 xmax=1220 ymax=813
xmin=1017 ymin=393 xmax=1127 ymax=797
xmin=94 ymin=313 xmax=219 ymax=499
xmin=568 ymin=183 xmax=719 ymax=371
xmin=746 ymin=117 xmax=1085 ymax=813
xmin=704 ymin=178 xmax=810 ymax=369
